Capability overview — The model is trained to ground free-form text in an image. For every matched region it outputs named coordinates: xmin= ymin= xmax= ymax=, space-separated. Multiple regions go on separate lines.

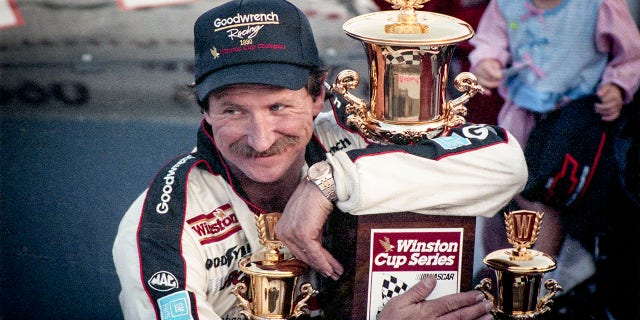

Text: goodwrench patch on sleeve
xmin=158 ymin=290 xmax=194 ymax=320
xmin=431 ymin=132 xmax=472 ymax=150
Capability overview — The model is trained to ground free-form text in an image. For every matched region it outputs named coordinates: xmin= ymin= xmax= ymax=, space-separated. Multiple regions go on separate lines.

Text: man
xmin=112 ymin=0 xmax=527 ymax=319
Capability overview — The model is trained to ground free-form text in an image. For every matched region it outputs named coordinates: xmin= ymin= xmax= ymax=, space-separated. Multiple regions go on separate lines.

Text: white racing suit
xmin=113 ymin=92 xmax=527 ymax=319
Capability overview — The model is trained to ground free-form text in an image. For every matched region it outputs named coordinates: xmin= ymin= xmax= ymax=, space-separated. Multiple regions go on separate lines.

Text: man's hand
xmin=275 ymin=180 xmax=344 ymax=280
xmin=378 ymin=276 xmax=494 ymax=320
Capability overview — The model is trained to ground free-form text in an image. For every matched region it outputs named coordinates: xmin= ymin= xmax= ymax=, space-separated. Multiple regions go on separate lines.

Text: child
xmin=470 ymin=0 xmax=640 ymax=147
xmin=469 ymin=0 xmax=640 ymax=317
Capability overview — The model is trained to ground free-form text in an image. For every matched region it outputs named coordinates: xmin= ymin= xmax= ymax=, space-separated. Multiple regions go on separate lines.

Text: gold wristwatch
xmin=306 ymin=161 xmax=337 ymax=202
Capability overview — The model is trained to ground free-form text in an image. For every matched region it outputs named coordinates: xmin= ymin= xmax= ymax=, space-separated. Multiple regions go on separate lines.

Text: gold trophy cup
xmin=475 ymin=210 xmax=563 ymax=319
xmin=326 ymin=2 xmax=487 ymax=318
xmin=331 ymin=0 xmax=483 ymax=144
xmin=231 ymin=212 xmax=317 ymax=319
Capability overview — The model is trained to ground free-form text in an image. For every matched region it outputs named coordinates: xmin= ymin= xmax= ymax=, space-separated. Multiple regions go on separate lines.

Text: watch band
xmin=306 ymin=161 xmax=337 ymax=202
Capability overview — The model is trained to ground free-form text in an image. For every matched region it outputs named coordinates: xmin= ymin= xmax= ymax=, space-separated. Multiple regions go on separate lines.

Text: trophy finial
xmin=504 ymin=210 xmax=544 ymax=260
xmin=383 ymin=0 xmax=431 ymax=34
xmin=384 ymin=0 xmax=431 ymax=11
xmin=256 ymin=212 xmax=285 ymax=265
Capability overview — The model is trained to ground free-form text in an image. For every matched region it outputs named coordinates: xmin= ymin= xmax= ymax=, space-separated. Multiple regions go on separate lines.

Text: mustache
xmin=229 ymin=136 xmax=300 ymax=158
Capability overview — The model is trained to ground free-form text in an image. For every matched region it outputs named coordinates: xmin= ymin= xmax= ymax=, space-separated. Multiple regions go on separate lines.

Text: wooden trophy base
xmin=319 ymin=212 xmax=476 ymax=320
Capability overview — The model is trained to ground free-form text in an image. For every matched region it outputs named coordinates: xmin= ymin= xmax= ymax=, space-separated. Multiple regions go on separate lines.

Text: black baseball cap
xmin=194 ymin=0 xmax=321 ymax=104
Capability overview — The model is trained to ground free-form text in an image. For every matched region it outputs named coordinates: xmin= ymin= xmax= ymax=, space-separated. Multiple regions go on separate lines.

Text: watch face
xmin=309 ymin=162 xmax=330 ymax=179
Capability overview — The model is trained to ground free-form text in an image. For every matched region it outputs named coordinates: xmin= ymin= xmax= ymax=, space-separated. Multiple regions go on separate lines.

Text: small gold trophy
xmin=331 ymin=0 xmax=484 ymax=144
xmin=475 ymin=210 xmax=563 ymax=319
xmin=231 ymin=212 xmax=317 ymax=319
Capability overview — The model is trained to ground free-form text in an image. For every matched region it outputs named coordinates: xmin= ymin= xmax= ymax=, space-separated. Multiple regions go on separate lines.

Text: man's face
xmin=204 ymin=84 xmax=324 ymax=184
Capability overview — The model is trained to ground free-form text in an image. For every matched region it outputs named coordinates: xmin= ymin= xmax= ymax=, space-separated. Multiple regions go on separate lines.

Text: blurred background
xmin=0 ymin=0 xmax=363 ymax=318
xmin=1 ymin=0 xmax=638 ymax=319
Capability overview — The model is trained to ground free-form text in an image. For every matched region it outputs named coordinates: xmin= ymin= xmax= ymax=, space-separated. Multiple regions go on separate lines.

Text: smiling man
xmin=112 ymin=0 xmax=527 ymax=319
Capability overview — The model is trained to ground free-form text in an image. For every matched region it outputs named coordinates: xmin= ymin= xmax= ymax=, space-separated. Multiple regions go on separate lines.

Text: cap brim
xmin=196 ymin=62 xmax=311 ymax=102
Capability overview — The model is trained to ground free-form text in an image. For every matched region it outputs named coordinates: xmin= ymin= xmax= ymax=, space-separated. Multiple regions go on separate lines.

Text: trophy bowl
xmin=475 ymin=210 xmax=563 ymax=319
xmin=331 ymin=0 xmax=483 ymax=144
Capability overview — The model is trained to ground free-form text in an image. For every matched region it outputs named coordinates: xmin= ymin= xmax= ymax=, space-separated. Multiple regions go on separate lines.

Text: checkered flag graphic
xmin=377 ymin=274 xmax=409 ymax=314
xmin=384 ymin=47 xmax=422 ymax=66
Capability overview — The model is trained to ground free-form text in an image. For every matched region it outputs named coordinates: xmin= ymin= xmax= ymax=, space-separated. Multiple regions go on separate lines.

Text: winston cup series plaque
xmin=349 ymin=213 xmax=476 ymax=320
xmin=367 ymin=228 xmax=464 ymax=319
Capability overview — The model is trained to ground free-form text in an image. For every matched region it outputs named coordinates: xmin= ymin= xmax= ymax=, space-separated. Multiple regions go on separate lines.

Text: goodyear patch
xmin=158 ymin=290 xmax=193 ymax=320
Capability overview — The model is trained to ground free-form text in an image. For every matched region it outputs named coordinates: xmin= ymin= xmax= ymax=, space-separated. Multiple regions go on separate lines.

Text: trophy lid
xmin=342 ymin=10 xmax=473 ymax=47
xmin=238 ymin=212 xmax=310 ymax=278
xmin=239 ymin=254 xmax=310 ymax=278
xmin=483 ymin=248 xmax=557 ymax=274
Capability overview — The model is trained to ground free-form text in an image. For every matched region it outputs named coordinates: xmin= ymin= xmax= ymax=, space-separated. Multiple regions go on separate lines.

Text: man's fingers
xmin=389 ymin=276 xmax=437 ymax=308
xmin=326 ymin=253 xmax=344 ymax=279
xmin=378 ymin=277 xmax=493 ymax=320
xmin=438 ymin=295 xmax=494 ymax=320
xmin=303 ymin=246 xmax=343 ymax=280
xmin=276 ymin=230 xmax=343 ymax=279
xmin=288 ymin=242 xmax=343 ymax=280
xmin=428 ymin=290 xmax=489 ymax=316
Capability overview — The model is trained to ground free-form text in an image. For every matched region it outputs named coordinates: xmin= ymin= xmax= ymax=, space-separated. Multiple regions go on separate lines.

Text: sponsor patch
xmin=148 ymin=271 xmax=179 ymax=292
xmin=155 ymin=154 xmax=196 ymax=214
xmin=187 ymin=204 xmax=242 ymax=244
xmin=158 ymin=290 xmax=193 ymax=320
xmin=210 ymin=244 xmax=251 ymax=269
xmin=432 ymin=132 xmax=471 ymax=150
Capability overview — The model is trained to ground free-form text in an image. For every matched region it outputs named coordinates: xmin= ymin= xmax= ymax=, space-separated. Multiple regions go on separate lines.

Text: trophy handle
xmin=330 ymin=70 xmax=367 ymax=116
xmin=536 ymin=279 xmax=563 ymax=312
xmin=290 ymin=282 xmax=318 ymax=318
xmin=474 ymin=278 xmax=498 ymax=317
xmin=445 ymin=72 xmax=483 ymax=128
xmin=329 ymin=70 xmax=371 ymax=132
xmin=474 ymin=278 xmax=496 ymax=305
xmin=231 ymin=282 xmax=254 ymax=319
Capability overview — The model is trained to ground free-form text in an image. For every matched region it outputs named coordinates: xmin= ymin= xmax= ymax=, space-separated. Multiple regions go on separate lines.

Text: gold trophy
xmin=475 ymin=210 xmax=563 ymax=319
xmin=331 ymin=0 xmax=483 ymax=144
xmin=231 ymin=212 xmax=317 ymax=319
xmin=327 ymin=2 xmax=486 ymax=318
